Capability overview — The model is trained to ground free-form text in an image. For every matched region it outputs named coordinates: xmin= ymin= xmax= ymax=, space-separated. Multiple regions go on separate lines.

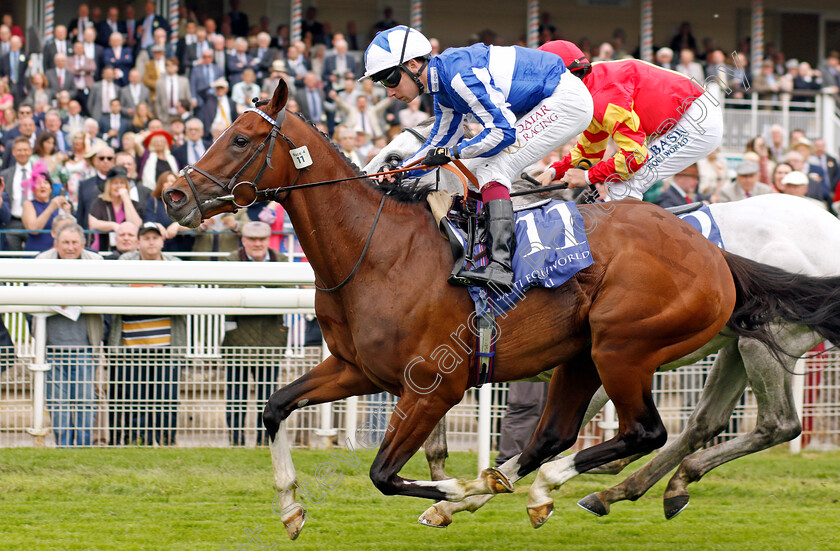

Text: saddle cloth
xmin=674 ymin=204 xmax=725 ymax=250
xmin=437 ymin=196 xmax=594 ymax=317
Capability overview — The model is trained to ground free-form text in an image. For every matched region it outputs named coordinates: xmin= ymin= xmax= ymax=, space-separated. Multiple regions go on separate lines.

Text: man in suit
xmin=226 ymin=37 xmax=252 ymax=87
xmin=97 ymin=7 xmax=126 ymax=47
xmin=69 ymin=41 xmax=97 ymax=111
xmin=119 ymin=68 xmax=150 ymax=119
xmin=717 ymin=160 xmax=774 ymax=203
xmin=655 ymin=163 xmax=710 ymax=209
xmin=0 ymin=137 xmax=35 ymax=250
xmin=811 ymin=138 xmax=840 ymax=199
xmin=197 ymin=79 xmax=237 ymax=139
xmin=248 ymin=32 xmax=278 ymax=81
xmin=172 ymin=118 xmax=211 ymax=169
xmin=791 ymin=139 xmax=830 ymax=203
xmin=284 ymin=44 xmax=311 ymax=88
xmin=295 ymin=72 xmax=328 ymax=124
xmin=81 ymin=27 xmax=104 ymax=80
xmin=175 ymin=20 xmax=199 ymax=76
xmin=137 ymin=0 xmax=170 ymax=50
xmin=76 ymin=145 xmax=115 ymax=230
xmin=2 ymin=116 xmax=39 ymax=168
xmin=185 ymin=26 xmax=212 ymax=72
xmin=46 ymin=53 xmax=76 ymax=97
xmin=99 ymin=98 xmax=132 ymax=149
xmin=321 ymin=38 xmax=357 ymax=83
xmin=43 ymin=110 xmax=71 ymax=153
xmin=190 ymin=49 xmax=224 ymax=109
xmin=153 ymin=58 xmax=191 ymax=122
xmin=43 ymin=25 xmax=71 ymax=71
xmin=68 ymin=4 xmax=94 ymax=43
xmin=227 ymin=0 xmax=250 ymax=38
xmin=123 ymin=5 xmax=139 ymax=54
xmin=87 ymin=66 xmax=121 ymax=122
xmin=0 ymin=36 xmax=28 ymax=102
xmin=103 ymin=32 xmax=134 ymax=86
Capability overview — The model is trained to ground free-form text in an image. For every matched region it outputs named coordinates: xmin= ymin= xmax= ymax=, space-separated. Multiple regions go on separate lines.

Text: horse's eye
xmin=233 ymin=136 xmax=249 ymax=148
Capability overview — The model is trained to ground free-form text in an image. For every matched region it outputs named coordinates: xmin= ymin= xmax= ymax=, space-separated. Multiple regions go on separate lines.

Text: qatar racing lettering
xmin=504 ymin=105 xmax=560 ymax=152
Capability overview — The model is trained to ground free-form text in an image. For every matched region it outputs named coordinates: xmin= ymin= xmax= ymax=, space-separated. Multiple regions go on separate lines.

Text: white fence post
xmin=790 ymin=357 xmax=806 ymax=454
xmin=822 ymin=94 xmax=837 ymax=160
xmin=477 ymin=383 xmax=492 ymax=472
xmin=599 ymin=400 xmax=619 ymax=441
xmin=26 ymin=314 xmax=51 ymax=446
xmin=344 ymin=396 xmax=358 ymax=449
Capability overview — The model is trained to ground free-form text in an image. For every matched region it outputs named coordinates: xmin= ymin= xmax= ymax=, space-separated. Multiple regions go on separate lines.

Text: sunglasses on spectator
xmin=97 ymin=155 xmax=115 ymax=160
xmin=372 ymin=66 xmax=404 ymax=88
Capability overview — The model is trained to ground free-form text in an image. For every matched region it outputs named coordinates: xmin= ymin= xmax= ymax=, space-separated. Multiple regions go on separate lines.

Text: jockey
xmin=536 ymin=40 xmax=724 ymax=202
xmin=363 ymin=26 xmax=593 ymax=290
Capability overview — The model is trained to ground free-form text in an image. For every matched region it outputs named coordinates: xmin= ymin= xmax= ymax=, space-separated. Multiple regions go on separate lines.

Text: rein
xmin=180 ymin=104 xmax=473 ymax=293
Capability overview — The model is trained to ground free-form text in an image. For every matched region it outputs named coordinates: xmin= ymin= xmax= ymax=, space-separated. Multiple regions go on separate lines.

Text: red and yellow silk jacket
xmin=551 ymin=59 xmax=707 ymax=184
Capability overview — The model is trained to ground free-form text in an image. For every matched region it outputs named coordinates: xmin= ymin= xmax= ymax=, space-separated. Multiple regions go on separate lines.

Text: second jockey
xmin=536 ymin=40 xmax=724 ymax=201
xmin=363 ymin=26 xmax=593 ymax=290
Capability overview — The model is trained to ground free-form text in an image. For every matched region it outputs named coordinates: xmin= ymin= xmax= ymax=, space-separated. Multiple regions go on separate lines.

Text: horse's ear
xmin=268 ymin=79 xmax=289 ymax=115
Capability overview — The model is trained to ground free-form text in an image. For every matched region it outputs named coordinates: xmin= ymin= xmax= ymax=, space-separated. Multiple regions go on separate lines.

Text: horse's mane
xmin=290 ymin=111 xmax=434 ymax=204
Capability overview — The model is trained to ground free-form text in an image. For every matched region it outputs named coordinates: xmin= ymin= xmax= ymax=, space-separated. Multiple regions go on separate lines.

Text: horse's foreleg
xmin=419 ymin=371 xmax=606 ymax=528
xmin=576 ymin=339 xmax=747 ymax=519
xmin=424 ymin=417 xmax=449 ymax=481
xmin=264 ymin=355 xmax=379 ymax=540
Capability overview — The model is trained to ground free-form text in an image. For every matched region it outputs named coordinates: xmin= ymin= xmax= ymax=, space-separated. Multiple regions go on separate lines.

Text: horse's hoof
xmin=663 ymin=494 xmax=690 ymax=520
xmin=482 ymin=467 xmax=514 ymax=494
xmin=527 ymin=502 xmax=554 ymax=529
xmin=577 ymin=493 xmax=609 ymax=517
xmin=418 ymin=505 xmax=451 ymax=528
xmin=283 ymin=509 xmax=306 ymax=540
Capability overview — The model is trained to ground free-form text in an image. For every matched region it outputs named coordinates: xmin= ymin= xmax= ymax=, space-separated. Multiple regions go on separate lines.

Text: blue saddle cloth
xmin=676 ymin=204 xmax=725 ymax=250
xmin=448 ymin=200 xmax=594 ymax=317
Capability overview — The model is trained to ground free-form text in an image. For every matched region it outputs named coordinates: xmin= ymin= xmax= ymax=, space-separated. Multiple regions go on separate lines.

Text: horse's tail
xmin=723 ymin=251 xmax=840 ymax=357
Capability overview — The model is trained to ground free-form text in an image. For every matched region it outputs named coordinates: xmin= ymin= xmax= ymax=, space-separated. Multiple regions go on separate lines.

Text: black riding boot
xmin=457 ymin=198 xmax=516 ymax=290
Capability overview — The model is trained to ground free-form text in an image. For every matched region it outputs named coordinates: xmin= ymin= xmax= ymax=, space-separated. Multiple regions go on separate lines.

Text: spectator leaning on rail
xmin=222 ymin=221 xmax=289 ymax=446
xmin=108 ymin=221 xmax=184 ymax=445
xmin=536 ymin=40 xmax=724 ymax=204
xmin=35 ymin=222 xmax=105 ymax=447
xmin=364 ymin=26 xmax=593 ymax=289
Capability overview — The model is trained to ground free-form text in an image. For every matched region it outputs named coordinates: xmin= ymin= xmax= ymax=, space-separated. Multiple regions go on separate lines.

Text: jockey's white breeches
xmin=605 ymin=91 xmax=724 ymax=201
xmin=471 ymin=73 xmax=593 ymax=191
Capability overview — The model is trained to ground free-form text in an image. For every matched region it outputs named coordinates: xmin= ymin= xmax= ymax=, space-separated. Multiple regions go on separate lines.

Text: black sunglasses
xmin=97 ymin=155 xmax=115 ymax=160
xmin=372 ymin=66 xmax=404 ymax=88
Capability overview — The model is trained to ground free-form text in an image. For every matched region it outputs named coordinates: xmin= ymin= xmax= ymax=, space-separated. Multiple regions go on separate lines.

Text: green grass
xmin=1 ymin=447 xmax=839 ymax=550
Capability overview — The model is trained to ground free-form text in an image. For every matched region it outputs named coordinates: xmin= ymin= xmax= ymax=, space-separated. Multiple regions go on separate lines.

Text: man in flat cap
xmin=718 ymin=159 xmax=774 ymax=203
xmin=223 ymin=221 xmax=288 ymax=446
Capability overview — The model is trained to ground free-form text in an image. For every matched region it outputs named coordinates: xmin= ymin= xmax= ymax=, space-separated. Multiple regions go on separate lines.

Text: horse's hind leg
xmin=662 ymin=329 xmax=813 ymax=519
xmin=264 ymin=355 xmax=379 ymax=540
xmin=425 ymin=417 xmax=449 ymax=481
xmin=576 ymin=339 xmax=747 ymax=518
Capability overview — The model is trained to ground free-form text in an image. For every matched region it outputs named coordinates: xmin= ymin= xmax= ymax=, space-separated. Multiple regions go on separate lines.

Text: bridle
xmin=180 ymin=105 xmax=301 ymax=220
xmin=176 ymin=103 xmax=451 ymax=293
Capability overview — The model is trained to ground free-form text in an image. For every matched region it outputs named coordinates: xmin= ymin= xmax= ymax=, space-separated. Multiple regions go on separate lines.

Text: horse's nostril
xmin=167 ymin=189 xmax=186 ymax=204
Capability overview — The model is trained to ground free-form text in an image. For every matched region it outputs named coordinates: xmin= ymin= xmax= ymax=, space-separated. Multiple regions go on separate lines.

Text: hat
xmin=736 ymin=160 xmax=759 ymax=176
xmin=676 ymin=163 xmax=699 ymax=178
xmin=212 ymin=77 xmax=229 ymax=88
xmin=271 ymin=59 xmax=287 ymax=73
xmin=781 ymin=171 xmax=809 ymax=186
xmin=241 ymin=221 xmax=271 ymax=239
xmin=791 ymin=138 xmax=814 ymax=152
xmin=105 ymin=166 xmax=129 ymax=181
xmin=137 ymin=221 xmax=164 ymax=237
xmin=150 ymin=44 xmax=165 ymax=53
xmin=142 ymin=129 xmax=174 ymax=149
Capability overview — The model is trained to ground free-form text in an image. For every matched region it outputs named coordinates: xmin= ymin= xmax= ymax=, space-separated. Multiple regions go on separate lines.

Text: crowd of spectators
xmin=1 ymin=5 xmax=840 ymax=447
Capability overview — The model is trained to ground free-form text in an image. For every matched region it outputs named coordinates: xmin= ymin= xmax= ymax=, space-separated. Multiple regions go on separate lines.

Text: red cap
xmin=539 ymin=40 xmax=591 ymax=76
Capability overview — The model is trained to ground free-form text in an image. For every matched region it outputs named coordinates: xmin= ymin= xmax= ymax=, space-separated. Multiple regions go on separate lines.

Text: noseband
xmin=180 ymin=106 xmax=303 ymax=219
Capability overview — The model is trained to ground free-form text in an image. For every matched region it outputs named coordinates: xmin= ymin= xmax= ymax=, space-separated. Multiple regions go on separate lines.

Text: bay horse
xmin=371 ymin=126 xmax=840 ymax=525
xmin=163 ymin=80 xmax=840 ymax=539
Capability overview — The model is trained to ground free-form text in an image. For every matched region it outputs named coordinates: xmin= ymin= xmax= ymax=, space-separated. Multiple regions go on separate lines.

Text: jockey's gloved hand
xmin=423 ymin=147 xmax=456 ymax=167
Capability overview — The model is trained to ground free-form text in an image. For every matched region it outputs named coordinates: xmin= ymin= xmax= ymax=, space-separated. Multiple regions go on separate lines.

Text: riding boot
xmin=456 ymin=198 xmax=516 ymax=291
